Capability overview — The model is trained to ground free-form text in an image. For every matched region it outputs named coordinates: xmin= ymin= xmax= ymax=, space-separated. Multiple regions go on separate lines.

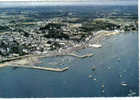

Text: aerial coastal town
xmin=0 ymin=5 xmax=138 ymax=97
xmin=0 ymin=16 xmax=138 ymax=60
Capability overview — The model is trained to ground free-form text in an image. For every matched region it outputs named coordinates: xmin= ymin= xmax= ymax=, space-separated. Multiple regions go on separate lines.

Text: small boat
xmin=89 ymin=44 xmax=102 ymax=48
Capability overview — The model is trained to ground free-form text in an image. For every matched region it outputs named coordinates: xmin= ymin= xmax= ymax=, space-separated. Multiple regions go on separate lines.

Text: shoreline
xmin=0 ymin=31 xmax=137 ymax=72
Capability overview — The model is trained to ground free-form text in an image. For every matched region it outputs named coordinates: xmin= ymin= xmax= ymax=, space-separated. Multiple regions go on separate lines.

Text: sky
xmin=0 ymin=0 xmax=138 ymax=7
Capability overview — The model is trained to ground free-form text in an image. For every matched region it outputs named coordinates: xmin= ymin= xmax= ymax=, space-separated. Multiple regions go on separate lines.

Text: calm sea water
xmin=0 ymin=32 xmax=138 ymax=97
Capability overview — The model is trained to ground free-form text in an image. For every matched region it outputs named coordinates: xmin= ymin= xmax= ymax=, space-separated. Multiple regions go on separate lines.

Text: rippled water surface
xmin=0 ymin=32 xmax=138 ymax=97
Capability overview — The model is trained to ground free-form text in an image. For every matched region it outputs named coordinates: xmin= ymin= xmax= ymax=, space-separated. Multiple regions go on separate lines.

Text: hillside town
xmin=0 ymin=17 xmax=138 ymax=61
